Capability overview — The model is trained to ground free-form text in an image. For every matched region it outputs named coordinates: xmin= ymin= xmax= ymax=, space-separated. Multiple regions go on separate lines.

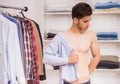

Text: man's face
xmin=77 ymin=16 xmax=91 ymax=32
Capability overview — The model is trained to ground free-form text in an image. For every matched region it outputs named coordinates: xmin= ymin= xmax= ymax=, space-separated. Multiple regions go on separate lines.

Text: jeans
xmin=64 ymin=80 xmax=90 ymax=84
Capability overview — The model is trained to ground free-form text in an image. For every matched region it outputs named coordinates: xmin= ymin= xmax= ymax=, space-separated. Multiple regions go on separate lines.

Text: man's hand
xmin=68 ymin=50 xmax=79 ymax=64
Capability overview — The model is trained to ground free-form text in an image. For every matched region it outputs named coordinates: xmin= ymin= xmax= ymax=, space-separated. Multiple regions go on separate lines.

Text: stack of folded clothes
xmin=96 ymin=32 xmax=118 ymax=40
xmin=96 ymin=55 xmax=120 ymax=69
xmin=95 ymin=1 xmax=120 ymax=12
xmin=95 ymin=1 xmax=120 ymax=9
xmin=45 ymin=29 xmax=61 ymax=40
xmin=46 ymin=32 xmax=56 ymax=39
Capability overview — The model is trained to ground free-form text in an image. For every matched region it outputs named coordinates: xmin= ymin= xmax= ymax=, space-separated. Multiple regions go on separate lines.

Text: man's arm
xmin=89 ymin=33 xmax=100 ymax=73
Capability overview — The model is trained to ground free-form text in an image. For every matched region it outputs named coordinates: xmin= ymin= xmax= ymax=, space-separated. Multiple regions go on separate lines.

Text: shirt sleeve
xmin=43 ymin=34 xmax=68 ymax=66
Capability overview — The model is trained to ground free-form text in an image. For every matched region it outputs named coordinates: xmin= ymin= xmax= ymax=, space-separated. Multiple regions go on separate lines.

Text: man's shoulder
xmin=60 ymin=30 xmax=69 ymax=36
xmin=86 ymin=30 xmax=97 ymax=41
xmin=86 ymin=30 xmax=96 ymax=35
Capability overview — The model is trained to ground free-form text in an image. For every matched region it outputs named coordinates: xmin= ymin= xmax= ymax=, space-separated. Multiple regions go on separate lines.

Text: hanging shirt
xmin=0 ymin=14 xmax=9 ymax=84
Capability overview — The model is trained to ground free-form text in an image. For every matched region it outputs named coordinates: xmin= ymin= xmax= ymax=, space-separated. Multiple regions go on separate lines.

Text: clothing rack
xmin=0 ymin=5 xmax=28 ymax=12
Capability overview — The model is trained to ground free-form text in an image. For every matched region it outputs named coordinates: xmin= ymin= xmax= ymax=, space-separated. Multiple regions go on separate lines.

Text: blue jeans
xmin=64 ymin=80 xmax=90 ymax=84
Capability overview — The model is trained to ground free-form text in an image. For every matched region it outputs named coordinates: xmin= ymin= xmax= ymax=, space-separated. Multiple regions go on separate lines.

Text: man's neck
xmin=69 ymin=25 xmax=85 ymax=34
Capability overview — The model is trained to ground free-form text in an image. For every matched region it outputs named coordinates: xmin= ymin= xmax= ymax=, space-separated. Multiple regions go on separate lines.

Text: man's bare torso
xmin=62 ymin=30 xmax=95 ymax=83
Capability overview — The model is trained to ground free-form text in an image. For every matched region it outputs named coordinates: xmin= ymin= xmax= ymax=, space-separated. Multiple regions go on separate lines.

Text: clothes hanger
xmin=19 ymin=7 xmax=28 ymax=18
xmin=19 ymin=10 xmax=26 ymax=18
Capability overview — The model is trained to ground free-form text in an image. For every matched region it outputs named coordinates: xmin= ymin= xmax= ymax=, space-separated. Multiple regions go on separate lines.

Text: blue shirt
xmin=43 ymin=33 xmax=79 ymax=84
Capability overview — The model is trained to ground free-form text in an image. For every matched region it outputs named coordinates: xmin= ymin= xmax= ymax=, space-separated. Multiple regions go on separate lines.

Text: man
xmin=43 ymin=2 xmax=100 ymax=84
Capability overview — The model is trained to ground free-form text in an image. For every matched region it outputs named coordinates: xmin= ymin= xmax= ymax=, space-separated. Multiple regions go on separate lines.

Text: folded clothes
xmin=97 ymin=37 xmax=118 ymax=40
xmin=96 ymin=31 xmax=118 ymax=35
xmin=101 ymin=55 xmax=119 ymax=62
xmin=96 ymin=32 xmax=118 ymax=40
xmin=95 ymin=8 xmax=120 ymax=12
xmin=96 ymin=60 xmax=120 ymax=69
xmin=95 ymin=1 xmax=120 ymax=9
xmin=46 ymin=32 xmax=56 ymax=39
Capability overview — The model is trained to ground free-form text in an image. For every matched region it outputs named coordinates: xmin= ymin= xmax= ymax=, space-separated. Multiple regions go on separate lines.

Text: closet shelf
xmin=94 ymin=10 xmax=120 ymax=14
xmin=43 ymin=39 xmax=51 ymax=43
xmin=43 ymin=10 xmax=120 ymax=15
xmin=43 ymin=12 xmax=71 ymax=15
xmin=43 ymin=39 xmax=120 ymax=44
xmin=95 ymin=68 xmax=120 ymax=72
xmin=98 ymin=40 xmax=120 ymax=43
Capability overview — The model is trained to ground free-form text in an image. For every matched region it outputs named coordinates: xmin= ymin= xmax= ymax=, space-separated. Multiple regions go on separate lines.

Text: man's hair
xmin=72 ymin=2 xmax=92 ymax=19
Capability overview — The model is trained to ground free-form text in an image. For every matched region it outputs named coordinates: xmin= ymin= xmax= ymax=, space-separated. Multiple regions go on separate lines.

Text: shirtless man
xmin=43 ymin=2 xmax=100 ymax=84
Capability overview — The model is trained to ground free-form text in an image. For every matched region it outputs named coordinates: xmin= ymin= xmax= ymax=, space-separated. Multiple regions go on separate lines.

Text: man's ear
xmin=73 ymin=17 xmax=78 ymax=24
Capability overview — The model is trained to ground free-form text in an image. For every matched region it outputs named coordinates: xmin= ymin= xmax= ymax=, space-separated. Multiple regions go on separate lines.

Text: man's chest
xmin=66 ymin=35 xmax=92 ymax=53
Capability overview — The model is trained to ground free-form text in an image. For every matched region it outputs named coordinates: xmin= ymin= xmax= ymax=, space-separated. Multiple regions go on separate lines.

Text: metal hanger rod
xmin=0 ymin=4 xmax=28 ymax=12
